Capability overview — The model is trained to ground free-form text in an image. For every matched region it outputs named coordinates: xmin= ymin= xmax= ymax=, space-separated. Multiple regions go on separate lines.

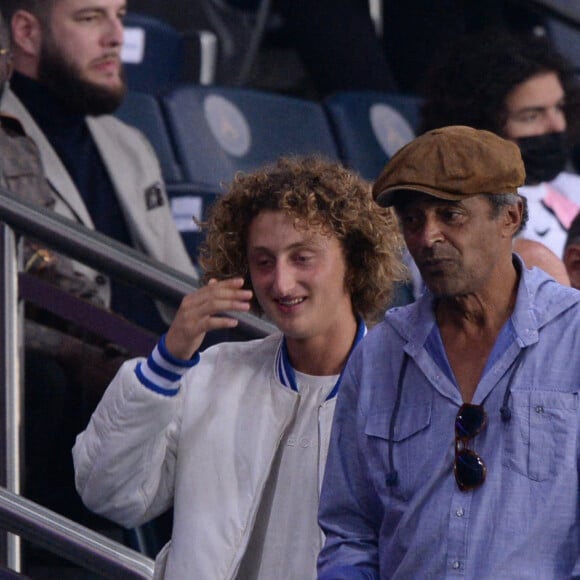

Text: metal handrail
xmin=0 ymin=224 xmax=22 ymax=571
xmin=0 ymin=487 xmax=155 ymax=579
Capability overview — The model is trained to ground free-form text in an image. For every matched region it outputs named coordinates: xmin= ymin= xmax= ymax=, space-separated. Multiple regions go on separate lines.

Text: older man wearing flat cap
xmin=318 ymin=125 xmax=580 ymax=580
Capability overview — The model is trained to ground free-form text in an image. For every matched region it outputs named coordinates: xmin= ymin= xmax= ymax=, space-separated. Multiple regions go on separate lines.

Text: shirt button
xmin=452 ymin=561 xmax=461 ymax=570
xmin=95 ymin=275 xmax=106 ymax=285
xmin=535 ymin=405 xmax=544 ymax=414
xmin=456 ymin=508 xmax=464 ymax=517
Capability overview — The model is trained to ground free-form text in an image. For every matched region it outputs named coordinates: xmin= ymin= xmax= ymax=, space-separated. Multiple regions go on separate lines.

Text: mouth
xmin=276 ymin=297 xmax=305 ymax=307
xmin=422 ymin=258 xmax=449 ymax=265
xmin=92 ymin=56 xmax=121 ymax=74
xmin=418 ymin=258 xmax=454 ymax=273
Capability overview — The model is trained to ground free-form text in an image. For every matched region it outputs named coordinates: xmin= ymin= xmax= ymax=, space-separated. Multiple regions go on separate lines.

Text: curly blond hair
xmin=199 ymin=156 xmax=406 ymax=324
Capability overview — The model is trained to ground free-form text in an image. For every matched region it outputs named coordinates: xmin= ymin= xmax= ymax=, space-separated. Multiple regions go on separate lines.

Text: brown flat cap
xmin=373 ymin=125 xmax=525 ymax=207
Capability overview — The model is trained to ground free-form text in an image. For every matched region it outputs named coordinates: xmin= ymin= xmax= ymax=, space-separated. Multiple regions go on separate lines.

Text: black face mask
xmin=516 ymin=132 xmax=569 ymax=185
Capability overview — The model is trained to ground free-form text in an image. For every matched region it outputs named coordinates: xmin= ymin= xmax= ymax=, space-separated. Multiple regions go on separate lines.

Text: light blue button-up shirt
xmin=318 ymin=258 xmax=580 ymax=579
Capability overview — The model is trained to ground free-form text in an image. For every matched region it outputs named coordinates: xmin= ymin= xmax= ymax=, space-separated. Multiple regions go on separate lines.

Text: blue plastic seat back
xmin=544 ymin=16 xmax=580 ymax=75
xmin=115 ymin=91 xmax=183 ymax=184
xmin=121 ymin=12 xmax=184 ymax=95
xmin=160 ymin=85 xmax=340 ymax=189
xmin=379 ymin=92 xmax=424 ymax=134
xmin=166 ymin=184 xmax=221 ymax=267
xmin=324 ymin=91 xmax=422 ymax=180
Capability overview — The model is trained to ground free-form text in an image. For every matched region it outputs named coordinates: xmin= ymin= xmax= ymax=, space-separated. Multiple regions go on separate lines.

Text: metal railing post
xmin=0 ymin=224 xmax=23 ymax=571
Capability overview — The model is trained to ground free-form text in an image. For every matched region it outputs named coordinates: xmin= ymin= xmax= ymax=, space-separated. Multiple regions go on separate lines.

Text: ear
xmin=563 ymin=244 xmax=580 ymax=289
xmin=502 ymin=198 xmax=524 ymax=238
xmin=10 ymin=10 xmax=43 ymax=61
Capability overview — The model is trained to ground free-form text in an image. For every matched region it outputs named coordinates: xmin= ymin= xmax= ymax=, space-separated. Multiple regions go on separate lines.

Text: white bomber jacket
xmin=73 ymin=333 xmax=337 ymax=579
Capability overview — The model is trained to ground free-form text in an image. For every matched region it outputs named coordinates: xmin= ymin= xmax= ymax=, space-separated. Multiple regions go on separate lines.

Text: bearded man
xmin=0 ymin=0 xmax=197 ymax=334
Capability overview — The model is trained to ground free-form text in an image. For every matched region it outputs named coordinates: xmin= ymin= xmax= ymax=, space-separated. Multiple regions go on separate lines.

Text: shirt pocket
xmin=1 ymin=158 xmax=53 ymax=207
xmin=364 ymin=402 xmax=432 ymax=497
xmin=502 ymin=390 xmax=578 ymax=481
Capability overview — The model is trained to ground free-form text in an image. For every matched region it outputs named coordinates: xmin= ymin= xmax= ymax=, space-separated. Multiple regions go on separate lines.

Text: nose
xmin=103 ymin=15 xmax=124 ymax=47
xmin=546 ymin=107 xmax=566 ymax=133
xmin=415 ymin=215 xmax=444 ymax=249
xmin=272 ymin=262 xmax=295 ymax=296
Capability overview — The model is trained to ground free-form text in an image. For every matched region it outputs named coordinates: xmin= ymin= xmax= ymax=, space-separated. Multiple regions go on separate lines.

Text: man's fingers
xmin=187 ymin=278 xmax=253 ymax=315
xmin=165 ymin=279 xmax=252 ymax=359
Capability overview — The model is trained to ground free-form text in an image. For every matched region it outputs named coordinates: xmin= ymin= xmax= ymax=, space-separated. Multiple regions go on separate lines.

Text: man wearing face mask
xmin=421 ymin=30 xmax=580 ymax=257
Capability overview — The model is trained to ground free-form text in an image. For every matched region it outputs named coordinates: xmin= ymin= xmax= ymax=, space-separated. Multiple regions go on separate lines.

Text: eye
xmin=518 ymin=111 xmax=541 ymax=123
xmin=249 ymin=254 xmax=273 ymax=270
xmin=442 ymin=209 xmax=460 ymax=220
xmin=293 ymin=252 xmax=314 ymax=264
xmin=77 ymin=12 xmax=99 ymax=23
xmin=399 ymin=213 xmax=421 ymax=230
xmin=439 ymin=208 xmax=467 ymax=225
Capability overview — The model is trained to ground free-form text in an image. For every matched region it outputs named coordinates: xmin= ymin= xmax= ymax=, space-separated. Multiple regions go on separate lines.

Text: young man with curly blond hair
xmin=73 ymin=156 xmax=405 ymax=580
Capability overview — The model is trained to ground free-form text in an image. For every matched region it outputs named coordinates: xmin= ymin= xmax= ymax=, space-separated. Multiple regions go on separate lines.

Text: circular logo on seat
xmin=369 ymin=104 xmax=414 ymax=158
xmin=204 ymin=95 xmax=252 ymax=157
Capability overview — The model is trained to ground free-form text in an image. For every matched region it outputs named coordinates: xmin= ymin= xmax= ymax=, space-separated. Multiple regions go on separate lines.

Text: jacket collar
xmin=275 ymin=318 xmax=367 ymax=401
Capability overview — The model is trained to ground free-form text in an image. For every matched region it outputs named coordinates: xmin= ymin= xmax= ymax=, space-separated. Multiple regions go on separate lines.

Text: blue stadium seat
xmin=160 ymin=85 xmax=340 ymax=190
xmin=115 ymin=91 xmax=183 ymax=184
xmin=544 ymin=16 xmax=580 ymax=75
xmin=121 ymin=12 xmax=186 ymax=94
xmin=381 ymin=92 xmax=424 ymax=133
xmin=167 ymin=184 xmax=220 ymax=267
xmin=324 ymin=91 xmax=422 ymax=180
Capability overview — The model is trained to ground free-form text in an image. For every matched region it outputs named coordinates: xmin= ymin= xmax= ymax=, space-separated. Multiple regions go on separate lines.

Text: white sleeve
xmin=72 ymin=356 xmax=185 ymax=528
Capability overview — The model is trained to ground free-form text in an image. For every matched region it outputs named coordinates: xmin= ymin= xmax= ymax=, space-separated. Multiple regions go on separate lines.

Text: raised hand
xmin=165 ymin=278 xmax=253 ymax=360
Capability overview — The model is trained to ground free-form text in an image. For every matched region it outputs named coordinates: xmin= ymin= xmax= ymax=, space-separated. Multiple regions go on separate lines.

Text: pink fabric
xmin=543 ymin=186 xmax=580 ymax=230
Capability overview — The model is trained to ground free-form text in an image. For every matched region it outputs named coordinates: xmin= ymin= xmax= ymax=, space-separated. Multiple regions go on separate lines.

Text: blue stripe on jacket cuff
xmin=147 ymin=353 xmax=182 ymax=382
xmin=135 ymin=362 xmax=181 ymax=397
xmin=134 ymin=336 xmax=201 ymax=395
